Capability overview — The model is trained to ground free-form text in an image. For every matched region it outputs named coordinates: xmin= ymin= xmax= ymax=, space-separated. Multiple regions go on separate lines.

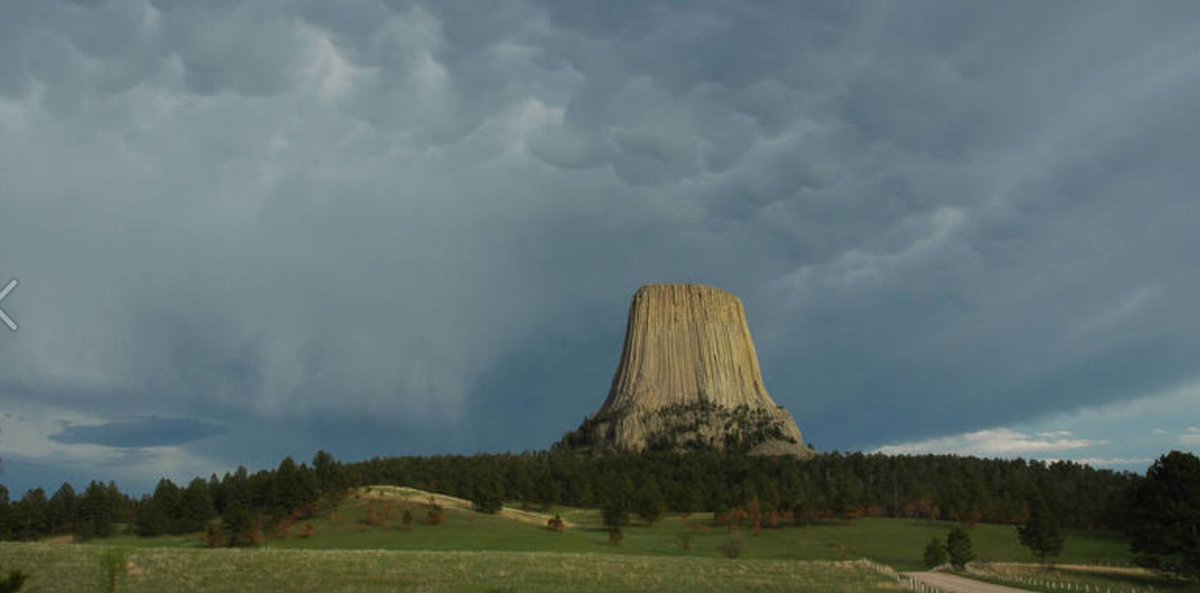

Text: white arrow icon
xmin=0 ymin=279 xmax=17 ymax=332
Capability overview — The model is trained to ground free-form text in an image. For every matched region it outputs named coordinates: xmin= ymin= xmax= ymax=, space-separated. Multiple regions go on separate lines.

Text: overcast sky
xmin=2 ymin=0 xmax=1199 ymax=494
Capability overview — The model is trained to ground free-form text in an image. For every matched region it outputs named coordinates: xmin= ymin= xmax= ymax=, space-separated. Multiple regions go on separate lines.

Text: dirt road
xmin=907 ymin=572 xmax=1035 ymax=593
xmin=358 ymin=485 xmax=567 ymax=527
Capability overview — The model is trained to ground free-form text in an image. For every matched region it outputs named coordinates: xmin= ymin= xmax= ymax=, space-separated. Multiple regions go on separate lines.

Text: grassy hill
xmin=100 ymin=486 xmax=1133 ymax=570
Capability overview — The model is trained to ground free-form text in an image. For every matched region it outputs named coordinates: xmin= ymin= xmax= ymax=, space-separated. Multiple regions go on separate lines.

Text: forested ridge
xmin=0 ymin=450 xmax=1137 ymax=543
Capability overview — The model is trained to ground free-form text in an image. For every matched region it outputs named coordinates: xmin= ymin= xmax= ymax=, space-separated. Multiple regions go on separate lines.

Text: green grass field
xmin=0 ymin=487 xmax=1144 ymax=592
xmin=92 ymin=488 xmax=1134 ymax=571
xmin=965 ymin=563 xmax=1195 ymax=593
xmin=261 ymin=488 xmax=1133 ymax=571
xmin=0 ymin=544 xmax=903 ymax=593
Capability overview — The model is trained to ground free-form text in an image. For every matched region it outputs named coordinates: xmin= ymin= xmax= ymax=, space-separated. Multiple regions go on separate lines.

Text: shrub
xmin=272 ymin=517 xmax=294 ymax=538
xmin=718 ymin=536 xmax=745 ymax=559
xmin=0 ymin=565 xmax=28 ymax=593
xmin=716 ymin=509 xmax=746 ymax=533
xmin=203 ymin=524 xmax=225 ymax=548
xmin=676 ymin=531 xmax=692 ymax=551
xmin=608 ymin=528 xmax=624 ymax=546
xmin=365 ymin=502 xmax=385 ymax=526
xmin=828 ymin=541 xmax=853 ymax=560
xmin=746 ymin=498 xmax=763 ymax=535
xmin=424 ymin=498 xmax=445 ymax=526
xmin=292 ymin=502 xmax=319 ymax=520
xmin=223 ymin=507 xmax=263 ymax=547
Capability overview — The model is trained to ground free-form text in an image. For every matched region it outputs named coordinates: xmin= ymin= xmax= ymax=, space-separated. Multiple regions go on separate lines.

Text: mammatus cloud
xmin=876 ymin=428 xmax=1105 ymax=457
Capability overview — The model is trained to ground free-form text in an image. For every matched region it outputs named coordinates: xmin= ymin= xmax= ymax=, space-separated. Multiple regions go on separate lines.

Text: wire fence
xmin=964 ymin=564 xmax=1163 ymax=593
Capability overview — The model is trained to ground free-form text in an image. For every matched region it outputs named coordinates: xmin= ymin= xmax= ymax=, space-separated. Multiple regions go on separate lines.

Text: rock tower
xmin=560 ymin=284 xmax=810 ymax=456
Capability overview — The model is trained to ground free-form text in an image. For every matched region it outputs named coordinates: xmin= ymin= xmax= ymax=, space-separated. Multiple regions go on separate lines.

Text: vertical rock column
xmin=569 ymin=284 xmax=807 ymax=455
xmin=601 ymin=284 xmax=775 ymax=413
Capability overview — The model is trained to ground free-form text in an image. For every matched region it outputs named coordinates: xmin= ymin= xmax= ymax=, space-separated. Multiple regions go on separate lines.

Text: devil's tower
xmin=560 ymin=284 xmax=810 ymax=456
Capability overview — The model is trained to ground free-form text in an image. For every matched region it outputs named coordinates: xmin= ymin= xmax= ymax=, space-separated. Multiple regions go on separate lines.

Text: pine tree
xmin=0 ymin=485 xmax=11 ymax=540
xmin=133 ymin=495 xmax=170 ymax=537
xmin=14 ymin=489 xmax=49 ymax=540
xmin=222 ymin=506 xmax=260 ymax=547
xmin=633 ymin=477 xmax=665 ymax=525
xmin=271 ymin=457 xmax=301 ymax=515
xmin=178 ymin=478 xmax=216 ymax=533
xmin=533 ymin=470 xmax=561 ymax=508
xmin=471 ymin=481 xmax=503 ymax=514
xmin=1127 ymin=451 xmax=1200 ymax=591
xmin=1018 ymin=496 xmax=1065 ymax=565
xmin=601 ymin=495 xmax=628 ymax=528
xmin=294 ymin=464 xmax=321 ymax=515
xmin=47 ymin=483 xmax=77 ymax=535
xmin=151 ymin=479 xmax=182 ymax=535
xmin=946 ymin=527 xmax=975 ymax=569
xmin=601 ymin=476 xmax=631 ymax=528
xmin=923 ymin=537 xmax=948 ymax=568
xmin=76 ymin=481 xmax=116 ymax=539
xmin=313 ymin=450 xmax=346 ymax=496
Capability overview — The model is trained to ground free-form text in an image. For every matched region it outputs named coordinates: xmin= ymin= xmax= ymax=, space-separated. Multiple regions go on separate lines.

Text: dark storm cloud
xmin=1 ymin=0 xmax=1199 ymax=491
xmin=50 ymin=416 xmax=226 ymax=447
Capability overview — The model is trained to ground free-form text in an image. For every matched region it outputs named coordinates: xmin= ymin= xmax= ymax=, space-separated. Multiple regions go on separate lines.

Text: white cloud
xmin=0 ymin=400 xmax=223 ymax=489
xmin=1069 ymin=457 xmax=1154 ymax=467
xmin=877 ymin=427 xmax=1105 ymax=457
xmin=1038 ymin=430 xmax=1074 ymax=438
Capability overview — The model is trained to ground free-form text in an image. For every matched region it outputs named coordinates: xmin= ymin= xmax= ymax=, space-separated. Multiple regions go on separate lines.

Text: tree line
xmin=0 ymin=449 xmax=1139 ymax=544
xmin=0 ymin=451 xmax=347 ymax=543
xmin=354 ymin=450 xmax=1137 ymax=530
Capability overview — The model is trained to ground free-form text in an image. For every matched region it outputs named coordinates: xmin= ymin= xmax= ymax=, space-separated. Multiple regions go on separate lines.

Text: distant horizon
xmin=0 ymin=437 xmax=1167 ymax=498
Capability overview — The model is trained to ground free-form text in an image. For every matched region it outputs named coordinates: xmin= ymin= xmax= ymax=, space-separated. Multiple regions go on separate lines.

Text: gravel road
xmin=906 ymin=572 xmax=1035 ymax=593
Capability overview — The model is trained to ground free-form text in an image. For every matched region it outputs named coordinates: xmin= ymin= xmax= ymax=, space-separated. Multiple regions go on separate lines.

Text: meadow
xmin=0 ymin=544 xmax=903 ymax=593
xmin=0 ymin=486 xmax=1145 ymax=592
xmin=963 ymin=563 xmax=1195 ymax=593
xmin=90 ymin=486 xmax=1135 ymax=571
